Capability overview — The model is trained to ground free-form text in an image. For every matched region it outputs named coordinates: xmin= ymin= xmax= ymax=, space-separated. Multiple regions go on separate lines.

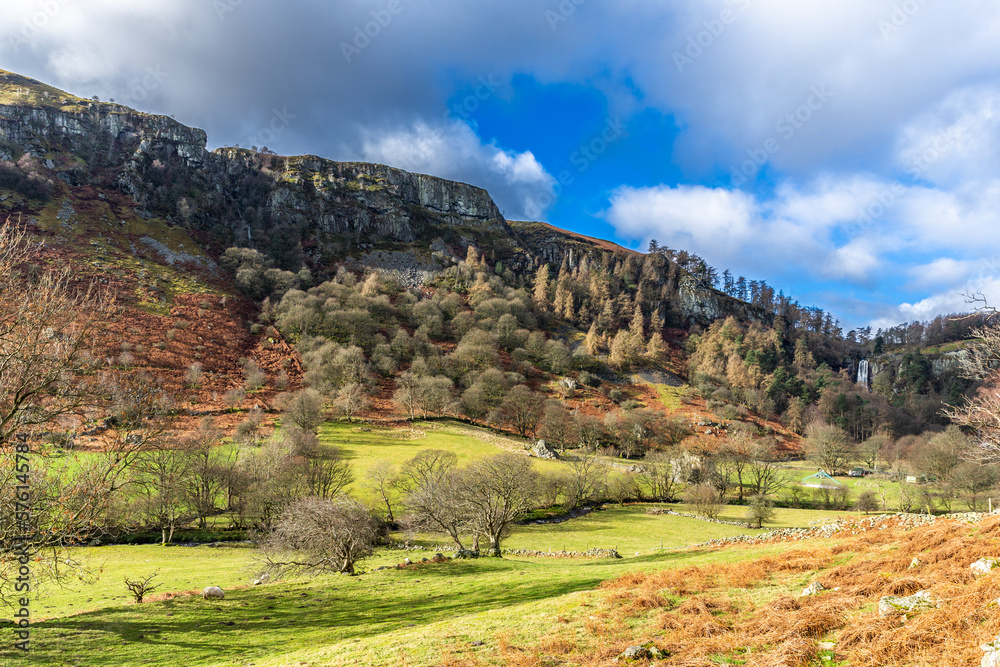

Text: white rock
xmin=801 ymin=581 xmax=825 ymax=596
xmin=877 ymin=590 xmax=937 ymax=617
xmin=972 ymin=559 xmax=1000 ymax=576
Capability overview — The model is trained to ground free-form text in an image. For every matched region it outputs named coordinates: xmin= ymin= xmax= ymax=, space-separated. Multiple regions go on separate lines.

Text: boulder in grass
xmin=619 ymin=642 xmax=669 ymax=661
xmin=972 ymin=559 xmax=1000 ymax=576
xmin=801 ymin=581 xmax=825 ymax=596
xmin=532 ymin=440 xmax=558 ymax=460
xmin=981 ymin=634 xmax=1000 ymax=667
xmin=877 ymin=590 xmax=937 ymax=617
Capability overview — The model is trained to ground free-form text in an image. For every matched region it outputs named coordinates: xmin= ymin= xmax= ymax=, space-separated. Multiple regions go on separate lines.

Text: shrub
xmin=854 ymin=490 xmax=880 ymax=514
xmin=685 ymin=483 xmax=726 ymax=519
xmin=186 ymin=362 xmax=204 ymax=388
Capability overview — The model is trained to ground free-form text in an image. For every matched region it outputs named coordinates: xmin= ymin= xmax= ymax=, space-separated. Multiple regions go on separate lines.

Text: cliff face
xmin=259 ymin=156 xmax=508 ymax=245
xmin=0 ymin=68 xmax=768 ymax=329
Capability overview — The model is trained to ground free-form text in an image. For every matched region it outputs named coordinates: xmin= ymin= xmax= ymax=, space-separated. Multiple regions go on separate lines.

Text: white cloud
xmin=604 ymin=184 xmax=758 ymax=258
xmin=895 ymin=85 xmax=1000 ymax=187
xmin=359 ymin=120 xmax=556 ymax=221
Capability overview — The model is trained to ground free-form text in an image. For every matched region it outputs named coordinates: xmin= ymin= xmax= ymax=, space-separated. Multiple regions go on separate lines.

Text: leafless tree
xmin=392 ymin=371 xmax=419 ymax=420
xmin=744 ymin=437 xmax=787 ymax=497
xmin=400 ymin=449 xmax=466 ymax=549
xmin=259 ymin=496 xmax=378 ymax=576
xmin=333 ymin=382 xmax=371 ymax=423
xmin=499 ymin=384 xmax=544 ymax=438
xmin=181 ymin=418 xmax=224 ymax=529
xmin=804 ymin=422 xmax=856 ymax=475
xmin=133 ymin=446 xmax=193 ymax=545
xmin=279 ymin=388 xmax=325 ymax=432
xmin=124 ymin=572 xmax=159 ymax=603
xmin=456 ymin=453 xmax=540 ymax=556
xmin=947 ymin=307 xmax=1000 ymax=461
xmin=364 ymin=460 xmax=400 ymax=524
xmin=685 ymin=483 xmax=726 ymax=520
xmin=563 ymin=453 xmax=607 ymax=509
xmin=640 ymin=451 xmax=682 ymax=502
xmin=0 ymin=223 xmax=108 ymax=445
xmin=287 ymin=427 xmax=353 ymax=499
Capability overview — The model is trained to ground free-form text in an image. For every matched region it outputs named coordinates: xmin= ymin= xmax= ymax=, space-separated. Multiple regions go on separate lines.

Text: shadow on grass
xmin=14 ymin=559 xmax=614 ymax=666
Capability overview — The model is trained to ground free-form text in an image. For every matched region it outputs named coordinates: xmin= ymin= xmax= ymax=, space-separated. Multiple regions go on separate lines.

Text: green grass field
xmin=8 ymin=500 xmax=862 ymax=666
xmin=322 ymin=420 xmax=582 ymax=504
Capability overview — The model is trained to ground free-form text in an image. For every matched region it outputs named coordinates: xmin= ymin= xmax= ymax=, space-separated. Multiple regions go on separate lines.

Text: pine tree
xmin=360 ymin=272 xmax=380 ymax=297
xmin=584 ymin=321 xmax=602 ymax=356
xmin=646 ymin=331 xmax=668 ymax=361
xmin=465 ymin=245 xmax=481 ymax=267
xmin=533 ymin=264 xmax=550 ymax=311
xmin=609 ymin=330 xmax=642 ymax=369
xmin=630 ymin=301 xmax=645 ymax=338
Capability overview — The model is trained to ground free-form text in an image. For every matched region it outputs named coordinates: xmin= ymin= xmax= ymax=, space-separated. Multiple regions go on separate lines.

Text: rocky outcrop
xmin=261 ymin=157 xmax=508 ymax=245
xmin=677 ymin=275 xmax=773 ymax=327
xmin=0 ymin=68 xmax=771 ymax=330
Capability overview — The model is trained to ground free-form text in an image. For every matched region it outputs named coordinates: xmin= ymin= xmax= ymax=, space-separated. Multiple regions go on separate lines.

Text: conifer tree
xmin=533 ymin=264 xmax=550 ymax=311
xmin=630 ymin=301 xmax=645 ymax=338
xmin=584 ymin=321 xmax=603 ymax=356
xmin=646 ymin=330 xmax=668 ymax=361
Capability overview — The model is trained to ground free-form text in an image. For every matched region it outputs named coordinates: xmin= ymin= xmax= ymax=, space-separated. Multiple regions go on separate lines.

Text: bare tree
xmin=287 ymin=427 xmax=353 ymax=499
xmin=364 ymin=460 xmax=400 ymax=524
xmin=124 ymin=572 xmax=159 ymax=604
xmin=0 ymin=223 xmax=108 ymax=445
xmin=948 ymin=303 xmax=1000 ymax=461
xmin=804 ymin=422 xmax=856 ymax=475
xmin=640 ymin=451 xmax=681 ymax=502
xmin=415 ymin=375 xmax=454 ymax=418
xmin=280 ymin=388 xmax=325 ymax=432
xmin=499 ymin=385 xmax=544 ymax=438
xmin=400 ymin=449 xmax=466 ymax=549
xmin=563 ymin=453 xmax=607 ymax=509
xmin=259 ymin=496 xmax=378 ymax=576
xmin=181 ymin=418 xmax=224 ymax=529
xmin=685 ymin=483 xmax=726 ymax=520
xmin=744 ymin=437 xmax=787 ymax=497
xmin=392 ymin=371 xmax=419 ymax=420
xmin=457 ymin=453 xmax=540 ymax=556
xmin=133 ymin=446 xmax=193 ymax=545
xmin=333 ymin=382 xmax=371 ymax=423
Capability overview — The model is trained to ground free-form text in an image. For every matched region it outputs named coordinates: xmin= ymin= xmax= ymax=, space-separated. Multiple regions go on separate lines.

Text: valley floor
xmin=12 ymin=508 xmax=1000 ymax=666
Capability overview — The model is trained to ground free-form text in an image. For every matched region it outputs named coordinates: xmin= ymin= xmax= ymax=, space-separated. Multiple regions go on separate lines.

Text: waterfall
xmin=857 ymin=359 xmax=870 ymax=389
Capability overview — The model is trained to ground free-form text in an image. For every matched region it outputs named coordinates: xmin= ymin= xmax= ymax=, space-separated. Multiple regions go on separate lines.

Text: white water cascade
xmin=857 ymin=359 xmax=870 ymax=389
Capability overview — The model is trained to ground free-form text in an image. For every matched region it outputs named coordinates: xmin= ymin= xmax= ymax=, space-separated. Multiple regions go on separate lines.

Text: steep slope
xmin=0 ymin=68 xmax=761 ymax=326
xmin=0 ymin=69 xmax=787 ymax=444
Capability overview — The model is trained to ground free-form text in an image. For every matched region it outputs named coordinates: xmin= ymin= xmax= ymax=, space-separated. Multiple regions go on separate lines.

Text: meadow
xmin=8 ymin=496 xmax=866 ymax=667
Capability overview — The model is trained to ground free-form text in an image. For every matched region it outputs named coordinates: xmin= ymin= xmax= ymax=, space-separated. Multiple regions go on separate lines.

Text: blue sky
xmin=2 ymin=0 xmax=999 ymax=330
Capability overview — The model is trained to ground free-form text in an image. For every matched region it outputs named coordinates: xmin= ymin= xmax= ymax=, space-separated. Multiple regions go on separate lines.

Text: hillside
xmin=0 ymin=69 xmax=784 ymax=439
